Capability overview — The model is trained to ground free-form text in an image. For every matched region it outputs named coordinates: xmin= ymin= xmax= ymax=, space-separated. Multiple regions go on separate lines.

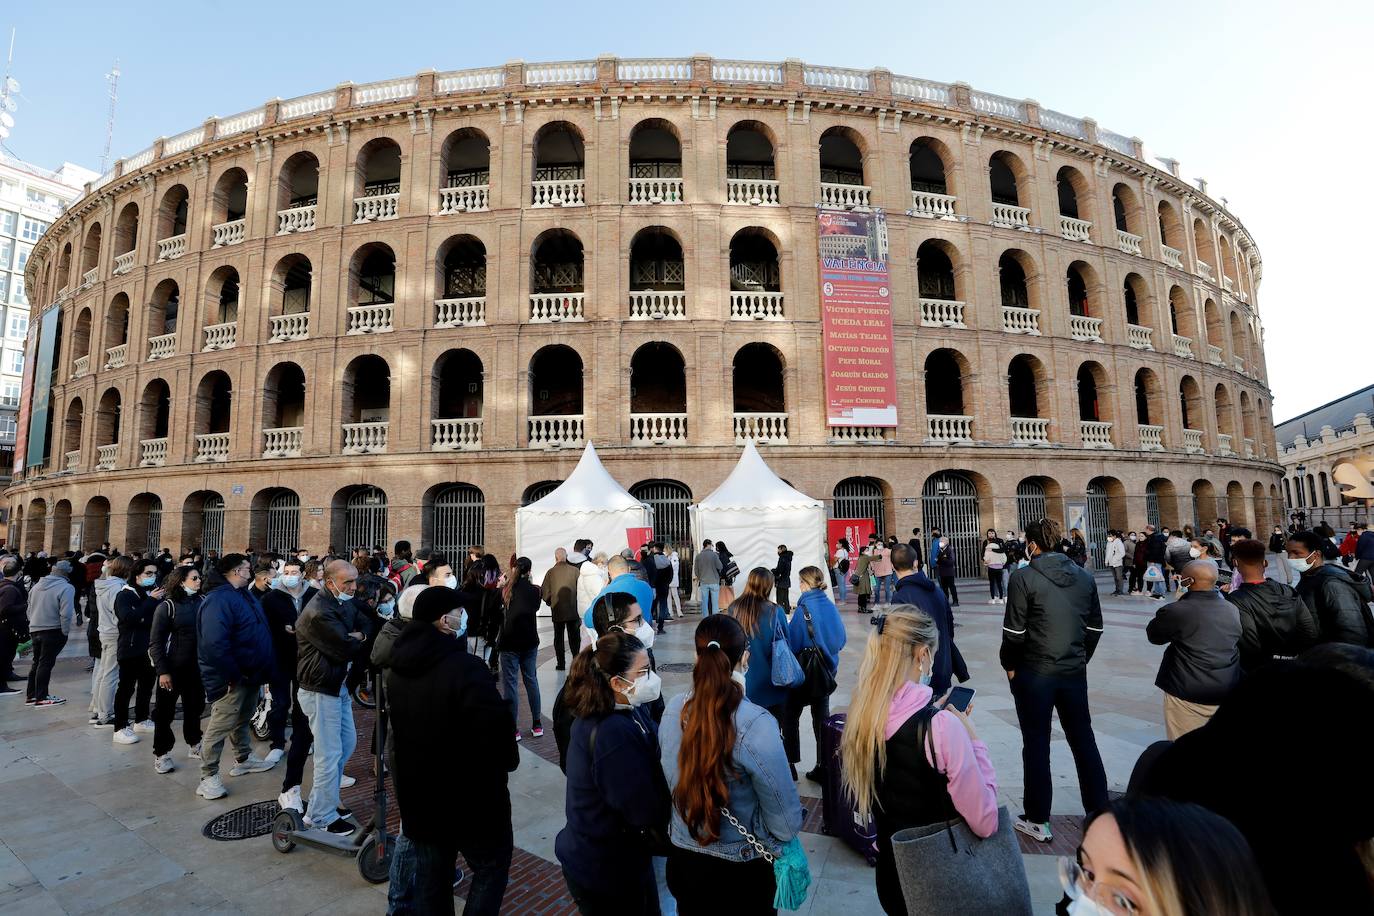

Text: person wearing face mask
xmin=542 ymin=547 xmax=583 ymax=671
xmin=109 ymin=560 xmax=164 ymax=741
xmin=725 ymin=567 xmax=793 ymax=730
xmin=261 ymin=560 xmax=318 ymax=775
xmin=840 ymin=608 xmax=1001 ymax=915
xmin=1103 ymin=531 xmax=1126 ymax=597
xmin=586 ymin=554 xmax=656 ymax=638
xmin=88 ymin=556 xmax=128 ymax=726
xmin=1224 ymin=538 xmax=1319 ymax=674
xmin=1146 ymin=560 xmax=1241 ymax=739
xmin=555 ymin=630 xmax=669 ymax=914
xmin=499 ymin=556 xmax=543 ymax=742
xmin=148 ymin=566 xmax=206 ymax=773
xmin=397 ymin=551 xmax=458 ymax=621
xmin=935 ymin=536 xmax=959 ymax=608
xmin=1287 ymin=530 xmax=1374 ymax=647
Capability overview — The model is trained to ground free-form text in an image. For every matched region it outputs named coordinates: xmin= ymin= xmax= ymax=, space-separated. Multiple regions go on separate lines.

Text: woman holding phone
xmin=839 ymin=606 xmax=1000 ymax=915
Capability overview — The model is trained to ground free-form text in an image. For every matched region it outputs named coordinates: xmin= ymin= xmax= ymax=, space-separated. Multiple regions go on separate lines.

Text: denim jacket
xmin=658 ymin=690 xmax=802 ymax=862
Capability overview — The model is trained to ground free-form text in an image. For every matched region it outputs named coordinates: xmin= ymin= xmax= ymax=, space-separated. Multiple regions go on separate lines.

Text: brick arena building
xmin=8 ymin=56 xmax=1282 ymax=574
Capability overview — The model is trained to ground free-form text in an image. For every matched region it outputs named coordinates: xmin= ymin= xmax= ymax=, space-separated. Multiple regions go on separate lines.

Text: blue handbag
xmin=770 ymin=608 xmax=806 ymax=688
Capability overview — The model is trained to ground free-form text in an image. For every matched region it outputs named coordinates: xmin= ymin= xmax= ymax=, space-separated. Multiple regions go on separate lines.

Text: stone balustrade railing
xmin=139 ymin=437 xmax=168 ymax=467
xmin=342 ymin=421 xmax=389 ymax=455
xmin=1138 ymin=424 xmax=1165 ymax=451
xmin=269 ymin=313 xmax=310 ymax=342
xmin=530 ymin=293 xmax=585 ymax=323
xmin=820 ymin=182 xmax=871 ymax=209
xmin=346 ymin=304 xmax=394 ymax=334
xmin=96 ymin=443 xmax=118 ymax=470
xmin=1161 ymin=245 xmax=1183 ymax=269
xmin=80 ymin=268 xmax=98 ymax=290
xmin=435 ymin=297 xmax=486 ymax=327
xmin=277 ymin=204 xmax=317 ymax=234
xmin=910 ymin=190 xmax=957 ymax=219
xmin=630 ymin=413 xmax=688 ymax=445
xmin=1116 ymin=230 xmax=1143 ymax=256
xmin=919 ymin=298 xmax=966 ymax=328
xmin=1207 ymin=344 xmax=1224 ymax=365
xmin=438 ymin=185 xmax=490 ymax=214
xmin=726 ymin=178 xmax=780 ymax=206
xmin=112 ymin=251 xmax=135 ymax=276
xmin=104 ymin=344 xmax=127 ymax=369
xmin=1172 ymin=335 xmax=1194 ymax=359
xmin=212 ymin=219 xmax=246 ymax=247
xmin=1011 ymin=417 xmax=1051 ymax=445
xmin=926 ymin=414 xmax=973 ymax=443
xmin=1183 ymin=428 xmax=1205 ymax=454
xmin=263 ymin=427 xmax=304 ymax=458
xmin=202 ymin=322 xmax=237 ymax=351
xmin=733 ymin=412 xmax=789 ymax=445
xmin=431 ymin=418 xmax=483 ymax=451
xmin=529 ymin=415 xmax=585 ymax=449
xmin=1060 ymin=216 xmax=1092 ymax=242
xmin=195 ymin=432 xmax=230 ymax=463
xmin=1126 ymin=324 xmax=1154 ymax=350
xmin=628 ymin=177 xmax=683 ymax=205
xmin=1244 ymin=437 xmax=1256 ymax=459
xmin=1232 ymin=356 xmax=1245 ymax=373
xmin=1222 ymin=275 xmax=1235 ymax=293
xmin=1197 ymin=261 xmax=1215 ymax=282
xmin=147 ymin=333 xmax=176 ymax=361
xmin=729 ymin=291 xmax=785 ymax=321
xmin=829 ymin=426 xmax=893 ymax=444
xmin=156 ymin=234 xmax=187 ymax=261
xmin=354 ymin=193 xmax=399 ymax=223
xmin=1081 ymin=420 xmax=1114 ymax=449
xmin=991 ymin=203 xmax=1032 ymax=229
xmin=629 ymin=291 xmax=687 ymax=320
xmin=804 ymin=65 xmax=871 ymax=92
xmin=71 ymin=355 xmax=89 ymax=379
xmin=618 ymin=58 xmax=692 ymax=81
xmin=1001 ymin=306 xmax=1041 ymax=335
xmin=64 ymin=450 xmax=80 ymax=473
xmin=1218 ymin=433 xmax=1235 ymax=457
xmin=531 ymin=178 xmax=585 ymax=207
xmin=1069 ymin=315 xmax=1104 ymax=342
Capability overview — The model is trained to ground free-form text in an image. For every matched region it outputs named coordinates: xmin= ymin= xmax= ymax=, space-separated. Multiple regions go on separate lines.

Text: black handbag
xmin=796 ymin=609 xmax=837 ymax=700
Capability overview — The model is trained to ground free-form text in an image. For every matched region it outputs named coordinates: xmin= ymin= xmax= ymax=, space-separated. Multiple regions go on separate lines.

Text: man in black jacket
xmin=1142 ymin=523 xmax=1169 ymax=598
xmin=0 ymin=557 xmax=28 ymax=695
xmin=262 ymin=559 xmax=318 ymax=809
xmin=387 ymin=586 xmax=516 ymax=915
xmin=772 ymin=544 xmax=794 ymax=614
xmin=1146 ymin=560 xmax=1241 ymax=739
xmin=1288 ymin=530 xmax=1374 ymax=647
xmin=1226 ymin=538 xmax=1319 ymax=673
xmin=1001 ymin=517 xmax=1108 ymax=844
xmin=891 ymin=546 xmax=967 ymax=694
xmin=295 ymin=560 xmax=366 ymax=835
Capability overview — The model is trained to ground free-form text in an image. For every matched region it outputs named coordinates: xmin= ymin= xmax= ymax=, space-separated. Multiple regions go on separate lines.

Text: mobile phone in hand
xmin=943 ymin=686 xmax=976 ymax=713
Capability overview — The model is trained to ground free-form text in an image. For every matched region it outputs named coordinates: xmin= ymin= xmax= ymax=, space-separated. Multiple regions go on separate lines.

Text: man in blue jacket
xmin=583 ymin=554 xmax=655 ymax=632
xmin=196 ymin=553 xmax=277 ymax=800
xmin=891 ymin=545 xmax=968 ymax=694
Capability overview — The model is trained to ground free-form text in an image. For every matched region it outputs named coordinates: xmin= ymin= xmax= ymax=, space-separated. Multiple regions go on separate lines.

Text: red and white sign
xmin=827 ymin=518 xmax=875 ymax=554
xmin=626 ymin=526 xmax=655 ymax=552
xmin=818 ymin=209 xmax=897 ymax=427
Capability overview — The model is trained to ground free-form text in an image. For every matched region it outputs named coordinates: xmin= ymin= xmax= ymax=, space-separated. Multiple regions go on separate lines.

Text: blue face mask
xmin=919 ymin=670 xmax=932 ymax=686
xmin=377 ymin=600 xmax=395 ymax=618
xmin=138 ymin=576 xmax=157 ymax=588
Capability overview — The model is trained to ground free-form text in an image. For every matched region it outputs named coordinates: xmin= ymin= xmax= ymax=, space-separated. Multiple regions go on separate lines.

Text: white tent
xmin=690 ymin=441 xmax=833 ymax=604
xmin=515 ymin=443 xmax=653 ymax=585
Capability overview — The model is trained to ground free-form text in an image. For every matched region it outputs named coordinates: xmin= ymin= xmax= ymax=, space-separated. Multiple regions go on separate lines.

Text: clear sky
xmin=3 ymin=0 xmax=1367 ymax=420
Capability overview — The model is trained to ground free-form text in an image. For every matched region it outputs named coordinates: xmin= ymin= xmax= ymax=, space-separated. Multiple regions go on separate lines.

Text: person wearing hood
xmin=1287 ymin=530 xmax=1373 ymax=646
xmin=0 ymin=556 xmax=28 ymax=697
xmin=1146 ymin=560 xmax=1242 ymax=739
xmin=24 ymin=558 xmax=74 ymax=707
xmin=772 ymin=544 xmax=794 ymax=614
xmin=386 ymin=585 xmax=516 ymax=915
xmin=148 ymin=565 xmax=206 ymax=772
xmin=1226 ymin=538 xmax=1320 ymax=674
xmin=1000 ymin=517 xmax=1108 ymax=844
xmin=784 ymin=566 xmax=846 ymax=782
xmin=262 ymin=559 xmax=318 ymax=803
xmin=892 ymin=545 xmax=968 ymax=696
xmin=576 ymin=552 xmax=610 ymax=625
xmin=88 ymin=557 xmax=127 ymax=725
xmin=542 ymin=547 xmax=582 ymax=671
xmin=110 ymin=558 xmax=164 ymax=740
xmin=566 ymin=538 xmax=591 ymax=568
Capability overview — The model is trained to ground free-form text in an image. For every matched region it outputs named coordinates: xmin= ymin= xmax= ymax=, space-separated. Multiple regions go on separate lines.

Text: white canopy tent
xmin=515 ymin=443 xmax=654 ymax=586
xmin=690 ymin=441 xmax=833 ymax=604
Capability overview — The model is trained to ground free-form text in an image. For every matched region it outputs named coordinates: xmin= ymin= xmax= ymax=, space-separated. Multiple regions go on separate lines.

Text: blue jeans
xmin=500 ymin=650 xmax=541 ymax=728
xmin=835 ymin=572 xmax=848 ymax=601
xmin=1148 ymin=563 xmax=1167 ymax=596
xmin=1008 ymin=670 xmax=1109 ymax=824
xmin=298 ymin=682 xmax=356 ymax=828
xmin=387 ymin=833 xmax=512 ymax=916
xmin=875 ymin=572 xmax=896 ymax=603
xmin=699 ymin=584 xmax=720 ymax=615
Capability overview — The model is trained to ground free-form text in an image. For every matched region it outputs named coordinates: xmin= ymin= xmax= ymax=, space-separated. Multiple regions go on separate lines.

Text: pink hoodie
xmin=885 ymin=681 xmax=999 ymax=837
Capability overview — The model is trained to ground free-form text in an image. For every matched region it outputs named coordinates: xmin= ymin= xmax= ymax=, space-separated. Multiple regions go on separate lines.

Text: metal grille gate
xmin=920 ymin=472 xmax=981 ymax=578
xmin=1086 ymin=486 xmax=1110 ymax=569
xmin=1015 ymin=479 xmax=1047 ymax=532
xmin=345 ymin=487 xmax=388 ymax=552
xmin=202 ymin=495 xmax=225 ymax=557
xmin=523 ymin=481 xmax=562 ymax=507
xmin=631 ymin=481 xmax=693 ymax=574
xmin=266 ymin=492 xmax=300 ymax=555
xmin=833 ymin=478 xmax=886 ymax=539
xmin=145 ymin=501 xmax=162 ymax=554
xmin=433 ymin=485 xmax=485 ymax=557
xmin=1145 ymin=484 xmax=1161 ymax=528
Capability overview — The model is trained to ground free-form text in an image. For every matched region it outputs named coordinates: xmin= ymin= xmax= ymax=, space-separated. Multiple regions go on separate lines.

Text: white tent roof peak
xmin=699 ymin=441 xmax=823 ymax=510
xmin=520 ymin=443 xmax=643 ymax=513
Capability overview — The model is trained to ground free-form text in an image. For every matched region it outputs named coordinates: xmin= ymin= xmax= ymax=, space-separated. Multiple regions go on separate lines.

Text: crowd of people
xmin=0 ymin=514 xmax=1371 ymax=915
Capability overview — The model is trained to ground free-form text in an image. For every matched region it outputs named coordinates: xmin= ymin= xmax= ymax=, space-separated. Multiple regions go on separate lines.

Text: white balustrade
xmin=435 ymin=297 xmax=486 ymax=327
xmin=1138 ymin=424 xmax=1165 ymax=451
xmin=1010 ymin=417 xmax=1051 ymax=446
xmin=64 ymin=450 xmax=80 ymax=472
xmin=726 ymin=178 xmax=780 ymax=205
xmin=919 ymin=298 xmax=966 ymax=328
xmin=1060 ymin=216 xmax=1092 ymax=241
xmin=617 ymin=59 xmax=692 ymax=81
xmin=1099 ymin=130 xmax=1135 ymax=156
xmin=147 ymin=333 xmax=176 ymax=361
xmin=891 ymin=76 xmax=951 ymax=104
xmin=71 ymin=355 xmax=89 ymax=379
xmin=629 ymin=291 xmax=687 ymax=320
xmin=970 ymin=91 xmax=1027 ymax=121
xmin=1172 ymin=335 xmax=1194 ymax=359
xmin=627 ymin=177 xmax=683 ymax=204
xmin=528 ymin=415 xmax=585 ymax=449
xmin=1161 ymin=245 xmax=1183 ymax=269
xmin=1244 ymin=437 xmax=1256 ymax=459
xmin=820 ymin=182 xmax=871 ymax=209
xmin=910 ymin=190 xmax=957 ymax=219
xmin=277 ymin=204 xmax=317 ymax=234
xmin=436 ymin=67 xmax=505 ymax=92
xmin=712 ymin=60 xmax=783 ymax=83
xmin=803 ymin=65 xmax=871 ymax=92
xmin=630 ymin=413 xmax=688 ymax=445
xmin=1232 ymin=356 xmax=1245 ymax=373
xmin=531 ymin=179 xmax=586 ymax=207
xmin=1126 ymin=324 xmax=1154 ymax=350
xmin=1116 ymin=230 xmax=1143 ymax=256
xmin=1039 ymin=109 xmax=1086 ymax=138
xmin=926 ymin=415 xmax=973 ymax=443
xmin=525 ymin=61 xmax=596 ymax=84
xmin=104 ymin=344 xmax=127 ymax=369
xmin=991 ymin=203 xmax=1031 ymax=228
xmin=269 ymin=313 xmax=310 ymax=342
xmin=431 ymin=418 xmax=483 ymax=451
xmin=353 ymin=77 xmax=417 ymax=105
xmin=96 ymin=443 xmax=118 ymax=470
xmin=346 ymin=304 xmax=393 ymax=334
xmin=529 ymin=293 xmax=585 ymax=323
xmin=279 ymin=90 xmax=336 ymax=121
xmin=829 ymin=426 xmax=893 ymax=444
xmin=733 ymin=413 xmax=789 ymax=445
xmin=1081 ymin=420 xmax=1114 ymax=449
xmin=202 ymin=322 xmax=237 ymax=351
xmin=1069 ymin=315 xmax=1104 ymax=342
xmin=156 ymin=234 xmax=187 ymax=261
xmin=1217 ymin=433 xmax=1235 ymax=457
xmin=341 ymin=422 xmax=389 ymax=455
xmin=438 ymin=185 xmax=490 ymax=214
xmin=162 ymin=126 xmax=205 ymax=156
xmin=112 ymin=251 xmax=135 ymax=275
xmin=730 ymin=291 xmax=785 ymax=320
xmin=1001 ymin=306 xmax=1041 ymax=335
xmin=262 ymin=427 xmax=303 ymax=458
xmin=1207 ymin=344 xmax=1224 ymax=365
xmin=354 ymin=193 xmax=399 ymax=223
xmin=217 ymin=107 xmax=266 ymax=137
xmin=139 ymin=437 xmax=168 ymax=467
xmin=212 ymin=219 xmax=246 ymax=247
xmin=1183 ymin=428 xmax=1205 ymax=454
xmin=1222 ymin=275 xmax=1235 ymax=293
xmin=195 ymin=432 xmax=230 ymax=463
xmin=80 ymin=268 xmax=98 ymax=289
xmin=1197 ymin=260 xmax=1215 ymax=282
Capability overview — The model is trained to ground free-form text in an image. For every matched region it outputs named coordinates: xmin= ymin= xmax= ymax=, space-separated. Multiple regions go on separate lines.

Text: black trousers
xmin=552 ymin=620 xmax=581 ymax=667
xmin=563 ymin=865 xmax=659 ymax=915
xmin=281 ymin=681 xmax=315 ymax=793
xmin=667 ymin=849 xmax=775 ymax=916
xmin=152 ymin=663 xmax=205 ymax=756
xmin=1128 ymin=566 xmax=1145 ymax=592
xmin=0 ymin=629 xmax=19 ymax=680
xmin=775 ymin=586 xmax=790 ymax=613
xmin=267 ymin=672 xmax=292 ymax=750
xmin=114 ymin=656 xmax=156 ymax=729
xmin=939 ymin=575 xmax=959 ymax=606
xmin=26 ymin=629 xmax=67 ymax=700
xmin=1009 ymin=670 xmax=1109 ymax=824
xmin=782 ymin=688 xmax=830 ymax=767
xmin=987 ymin=570 xmax=1005 ymax=599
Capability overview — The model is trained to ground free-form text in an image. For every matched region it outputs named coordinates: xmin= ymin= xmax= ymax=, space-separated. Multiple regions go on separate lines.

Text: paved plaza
xmin=0 ymin=573 xmax=1182 ymax=916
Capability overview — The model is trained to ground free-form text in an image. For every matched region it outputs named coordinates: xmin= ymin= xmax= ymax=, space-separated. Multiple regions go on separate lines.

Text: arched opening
xmin=834 ymin=476 xmax=888 ymax=539
xmin=1193 ymin=217 xmax=1216 ymax=273
xmin=1229 ymin=312 xmax=1245 ymax=369
xmin=909 ymin=137 xmax=950 ymax=195
xmin=23 ymin=499 xmax=46 ymax=553
xmin=355 ymin=138 xmax=402 ymax=199
xmin=819 ymin=127 xmax=866 ymax=206
xmin=1112 ymin=183 xmax=1141 ymax=237
xmin=83 ymin=496 xmax=111 ymax=551
xmin=1008 ymin=354 xmax=1047 ymax=418
xmin=629 ymin=227 xmax=685 ymax=296
xmin=127 ymin=493 xmax=163 ymax=555
xmin=72 ymin=308 xmax=92 ymax=361
xmin=276 ymin=151 xmax=320 ymax=213
xmin=1240 ymin=392 xmax=1257 ymax=450
xmin=335 ymin=486 xmax=388 ymax=553
xmin=1146 ymin=478 xmax=1178 ymax=528
xmin=1134 ymin=368 xmax=1164 ymax=434
xmin=916 ymin=239 xmax=959 ymax=302
xmin=268 ymin=254 xmax=312 ymax=336
xmin=251 ymin=488 xmax=301 ymax=555
xmin=726 ymin=121 xmax=777 ymax=203
xmin=427 ymin=483 xmax=486 ymax=557
xmin=80 ymin=223 xmax=102 ymax=277
xmin=1179 ymin=375 xmax=1204 ymax=432
xmin=729 ymin=227 xmax=781 ymax=293
xmin=104 ymin=293 xmax=130 ymax=357
xmin=1203 ymin=299 xmax=1223 ymax=351
xmin=194 ymin=370 xmax=233 ymax=437
xmin=138 ymin=379 xmax=171 ymax=442
xmin=56 ymin=242 xmax=73 ymax=292
xmin=262 ymin=362 xmax=306 ymax=439
xmin=62 ymin=397 xmax=83 ymax=460
xmin=528 ymin=345 xmax=584 ymax=416
xmin=630 ymin=480 xmax=693 ymax=556
xmin=156 ymin=185 xmax=190 ymax=240
xmin=1168 ymin=286 xmax=1187 ymax=337
xmin=1226 ymin=481 xmax=1248 ymax=527
xmin=1191 ymin=480 xmax=1218 ymax=530
xmin=1065 ymin=261 xmax=1094 ymax=317
xmin=630 ymin=343 xmax=687 ymax=436
xmin=436 ymin=235 xmax=487 ymax=302
xmin=440 ymin=128 xmax=491 ymax=192
xmin=203 ymin=265 xmax=240 ymax=328
xmin=998 ymin=250 xmax=1035 ymax=310
xmin=1056 ymin=166 xmax=1089 ymax=222
xmin=1016 ymin=476 xmax=1066 ymax=531
xmin=921 ymin=471 xmax=983 ymax=577
xmin=990 ymin=151 xmax=1023 ymax=207
xmin=349 ymin=242 xmax=396 ymax=310
xmin=1157 ymin=201 xmax=1182 ymax=251
xmin=1123 ymin=273 xmax=1150 ymax=329
xmin=341 ymin=354 xmax=390 ymax=426
xmin=114 ymin=203 xmax=139 ymax=257
xmin=96 ymin=387 xmax=121 ymax=448
xmin=532 ymin=121 xmax=585 ymax=205
xmin=530 ymin=228 xmax=584 ymax=308
xmin=522 ymin=481 xmax=563 ymax=506
xmin=1077 ymin=362 xmax=1110 ymax=422
xmin=431 ymin=349 xmax=483 ymax=450
xmin=1219 ymin=235 xmax=1239 ymax=289
xmin=628 ymin=119 xmax=683 ymax=203
xmin=148 ymin=279 xmax=180 ymax=337
xmin=924 ymin=348 xmax=967 ymax=418
xmin=211 ymin=167 xmax=249 ymax=227
xmin=183 ymin=491 xmax=226 ymax=556
xmin=1252 ymin=481 xmax=1269 ymax=532
xmin=732 ymin=343 xmax=785 ymax=413
xmin=1086 ymin=476 xmax=1129 ymax=564
xmin=1214 ymin=383 xmax=1235 ymax=439
xmin=50 ymin=501 xmax=73 ymax=554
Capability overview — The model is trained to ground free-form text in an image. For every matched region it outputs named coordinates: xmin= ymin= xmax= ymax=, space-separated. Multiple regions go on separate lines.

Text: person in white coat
xmin=575 ymin=552 xmax=610 ymax=632
xmin=1105 ymin=530 xmax=1127 ymax=596
xmin=667 ymin=545 xmax=683 ymax=619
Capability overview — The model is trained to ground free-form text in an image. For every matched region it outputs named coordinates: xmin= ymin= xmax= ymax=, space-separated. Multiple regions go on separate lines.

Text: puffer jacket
xmin=1225 ymin=579 xmax=1320 ymax=673
xmin=576 ymin=562 xmax=608 ymax=618
xmin=1000 ymin=551 xmax=1104 ymax=677
xmin=295 ymin=587 xmax=363 ymax=695
xmin=149 ymin=593 xmax=203 ymax=674
xmin=114 ymin=584 xmax=160 ymax=660
xmin=197 ymin=583 xmax=276 ymax=702
xmin=1295 ymin=564 xmax=1373 ymax=647
xmin=1146 ymin=589 xmax=1242 ymax=704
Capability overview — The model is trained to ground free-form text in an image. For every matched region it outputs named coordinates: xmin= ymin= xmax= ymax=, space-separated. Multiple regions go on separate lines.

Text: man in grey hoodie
xmin=88 ymin=557 xmax=126 ymax=726
xmin=26 ymin=559 xmax=75 ymax=707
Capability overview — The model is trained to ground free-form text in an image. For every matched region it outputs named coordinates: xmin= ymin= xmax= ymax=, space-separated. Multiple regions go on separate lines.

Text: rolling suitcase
xmin=821 ymin=712 xmax=879 ymax=865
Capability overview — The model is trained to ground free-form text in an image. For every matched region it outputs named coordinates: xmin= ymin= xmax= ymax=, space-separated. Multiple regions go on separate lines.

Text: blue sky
xmin=3 ymin=0 xmax=1366 ymax=419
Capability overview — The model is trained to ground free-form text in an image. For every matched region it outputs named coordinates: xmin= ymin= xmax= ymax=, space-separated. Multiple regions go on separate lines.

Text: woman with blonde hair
xmin=725 ymin=567 xmax=791 ymax=726
xmin=840 ymin=606 xmax=999 ymax=915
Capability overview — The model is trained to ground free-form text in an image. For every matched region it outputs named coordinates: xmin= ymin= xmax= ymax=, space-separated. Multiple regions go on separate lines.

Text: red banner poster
xmin=827 ymin=518 xmax=875 ymax=555
xmin=626 ymin=527 xmax=654 ymax=553
xmin=818 ymin=208 xmax=897 ymax=427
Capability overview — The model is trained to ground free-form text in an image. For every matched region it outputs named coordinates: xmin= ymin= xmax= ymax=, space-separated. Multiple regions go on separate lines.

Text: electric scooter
xmin=270 ymin=668 xmax=394 ymax=884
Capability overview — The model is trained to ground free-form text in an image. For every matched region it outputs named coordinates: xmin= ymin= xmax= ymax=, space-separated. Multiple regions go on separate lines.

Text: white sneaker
xmin=339 ymin=774 xmax=356 ymax=789
xmin=988 ymin=598 xmax=998 ymax=604
xmin=154 ymin=754 xmax=175 ymax=774
xmin=112 ymin=726 xmax=140 ymax=745
xmin=133 ymin=719 xmax=155 ymax=734
xmin=278 ymin=785 xmax=303 ymax=813
xmin=263 ymin=747 xmax=284 ymax=766
xmin=229 ymin=755 xmax=276 ymax=776
xmin=91 ymin=716 xmax=115 ymax=729
xmin=196 ymin=775 xmax=227 ymax=800
xmin=187 ymin=742 xmax=202 ymax=759
xmin=1013 ymin=816 xmax=1053 ymax=843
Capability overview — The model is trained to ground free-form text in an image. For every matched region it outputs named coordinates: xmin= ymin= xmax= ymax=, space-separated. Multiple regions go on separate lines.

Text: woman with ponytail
xmin=659 ymin=615 xmax=802 ymax=915
xmin=725 ymin=568 xmax=791 ymax=725
xmin=555 ymin=630 xmax=669 ymax=914
xmin=839 ymin=607 xmax=1000 ymax=915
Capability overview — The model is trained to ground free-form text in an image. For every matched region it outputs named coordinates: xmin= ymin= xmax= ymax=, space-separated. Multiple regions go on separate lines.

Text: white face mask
xmin=183 ymin=583 xmax=201 ymax=595
xmin=1288 ymin=553 xmax=1316 ymax=575
xmin=445 ymin=575 xmax=458 ymax=590
xmin=731 ymin=670 xmax=747 ymax=689
xmin=1189 ymin=547 xmax=1202 ymax=558
xmin=1066 ymin=895 xmax=1112 ymax=916
xmin=634 ymin=621 xmax=655 ymax=650
xmin=280 ymin=575 xmax=301 ymax=589
xmin=617 ymin=670 xmax=662 ymax=707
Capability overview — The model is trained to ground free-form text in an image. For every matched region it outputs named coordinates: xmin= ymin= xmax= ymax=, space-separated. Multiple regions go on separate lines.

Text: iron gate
xmin=345 ymin=487 xmax=388 ymax=552
xmin=921 ymin=472 xmax=981 ymax=578
xmin=522 ymin=481 xmax=562 ymax=507
xmin=631 ymin=480 xmax=694 ymax=579
xmin=202 ymin=495 xmax=225 ymax=557
xmin=1191 ymin=496 xmax=1202 ymax=532
xmin=1145 ymin=483 xmax=1161 ymax=528
xmin=1086 ymin=485 xmax=1110 ymax=569
xmin=833 ymin=477 xmax=886 ymax=539
xmin=266 ymin=491 xmax=300 ymax=555
xmin=145 ymin=500 xmax=162 ymax=555
xmin=433 ymin=484 xmax=485 ymax=557
xmin=1015 ymin=479 xmax=1047 ymax=532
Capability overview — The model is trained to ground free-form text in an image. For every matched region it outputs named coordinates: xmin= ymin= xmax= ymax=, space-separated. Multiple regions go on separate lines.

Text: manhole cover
xmin=655 ymin=662 xmax=694 ymax=673
xmin=203 ymin=800 xmax=281 ymax=841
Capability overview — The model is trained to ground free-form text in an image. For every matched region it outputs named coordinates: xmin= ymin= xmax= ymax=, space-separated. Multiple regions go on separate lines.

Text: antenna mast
xmin=100 ymin=59 xmax=119 ymax=172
